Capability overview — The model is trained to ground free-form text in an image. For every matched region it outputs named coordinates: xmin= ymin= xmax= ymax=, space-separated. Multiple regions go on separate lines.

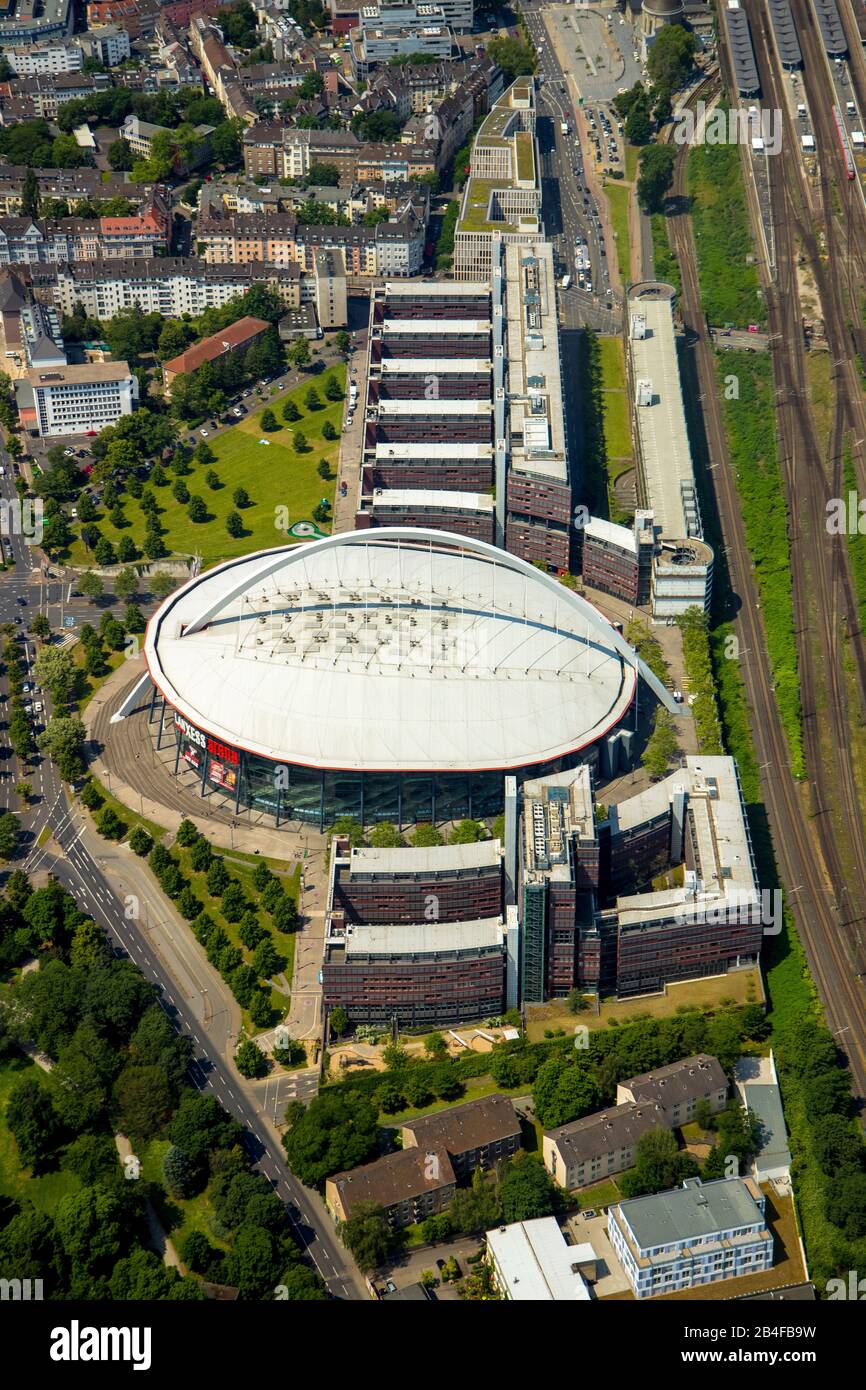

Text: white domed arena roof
xmin=144 ymin=530 xmax=648 ymax=773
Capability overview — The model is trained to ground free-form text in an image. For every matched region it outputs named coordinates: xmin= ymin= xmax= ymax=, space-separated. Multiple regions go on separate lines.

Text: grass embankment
xmin=603 ymin=181 xmax=631 ymax=285
xmin=576 ymin=332 xmax=633 ymax=527
xmin=650 ymin=212 xmax=681 ymax=295
xmin=687 ymin=139 xmax=765 ymax=328
xmin=843 ymin=445 xmax=866 ymax=633
xmin=715 ymin=352 xmax=803 ymax=777
xmin=66 ymin=366 xmax=346 ymax=568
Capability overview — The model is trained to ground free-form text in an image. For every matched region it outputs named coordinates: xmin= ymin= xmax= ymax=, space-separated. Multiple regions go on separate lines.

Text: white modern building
xmin=486 ymin=1218 xmax=597 ymax=1300
xmin=607 ymin=1176 xmax=774 ymax=1298
xmin=626 ymin=285 xmax=714 ymax=619
xmin=16 ymin=361 xmax=138 ymax=438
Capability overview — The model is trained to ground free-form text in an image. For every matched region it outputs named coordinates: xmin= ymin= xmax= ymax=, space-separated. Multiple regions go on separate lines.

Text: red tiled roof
xmin=164 ymin=315 xmax=270 ymax=376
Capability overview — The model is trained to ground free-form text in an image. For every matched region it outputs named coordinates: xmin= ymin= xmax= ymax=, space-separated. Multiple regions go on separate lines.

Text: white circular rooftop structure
xmin=144 ymin=530 xmax=640 ymax=774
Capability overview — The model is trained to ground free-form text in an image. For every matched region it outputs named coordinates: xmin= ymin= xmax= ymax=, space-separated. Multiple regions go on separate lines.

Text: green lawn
xmin=0 ymin=1054 xmax=82 ymax=1213
xmin=597 ymin=336 xmax=633 ymax=480
xmin=66 ymin=365 xmax=346 ymax=568
xmin=603 ymin=182 xmax=631 ymax=285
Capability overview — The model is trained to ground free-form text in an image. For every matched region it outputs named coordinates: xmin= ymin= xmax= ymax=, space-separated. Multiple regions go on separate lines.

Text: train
xmin=834 ymin=105 xmax=856 ymax=179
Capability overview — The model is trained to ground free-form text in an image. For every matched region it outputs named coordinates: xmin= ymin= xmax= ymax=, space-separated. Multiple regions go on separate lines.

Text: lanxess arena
xmin=141 ymin=529 xmax=670 ymax=827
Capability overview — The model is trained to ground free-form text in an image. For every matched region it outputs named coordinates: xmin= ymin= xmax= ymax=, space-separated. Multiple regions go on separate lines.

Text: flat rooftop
xmin=370 ymin=488 xmax=495 ymax=512
xmin=26 ymin=361 xmax=131 ymax=385
xmin=627 ymin=291 xmax=697 ymax=541
xmin=505 ymin=241 xmax=567 ymax=483
xmin=342 ymin=916 xmax=503 ymax=955
xmin=487 ymin=1218 xmax=593 ymax=1301
xmin=346 ymin=840 xmax=501 ymax=875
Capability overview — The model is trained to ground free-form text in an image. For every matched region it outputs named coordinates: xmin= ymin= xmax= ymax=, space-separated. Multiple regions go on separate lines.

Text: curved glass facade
xmin=161 ymin=697 xmax=601 ymax=830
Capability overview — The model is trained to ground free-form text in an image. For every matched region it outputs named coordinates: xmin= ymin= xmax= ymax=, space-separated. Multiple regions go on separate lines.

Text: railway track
xmin=666 ymin=44 xmax=866 ymax=1102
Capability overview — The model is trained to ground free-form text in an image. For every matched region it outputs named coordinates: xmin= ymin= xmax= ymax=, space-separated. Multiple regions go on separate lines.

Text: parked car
xmin=200 ymin=428 xmax=209 ymax=437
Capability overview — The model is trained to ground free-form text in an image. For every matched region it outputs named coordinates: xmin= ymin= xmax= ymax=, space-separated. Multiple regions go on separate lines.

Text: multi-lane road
xmin=521 ymin=0 xmax=616 ymax=320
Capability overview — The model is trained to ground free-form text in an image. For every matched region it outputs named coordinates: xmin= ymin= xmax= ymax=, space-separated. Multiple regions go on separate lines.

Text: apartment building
xmin=162 ymin=314 xmax=270 ymax=391
xmin=401 ymin=1096 xmax=521 ymax=1180
xmin=607 ymin=1177 xmax=774 ymax=1298
xmin=544 ymin=1103 xmax=669 ymax=1192
xmin=453 ymin=79 xmax=543 ymax=282
xmin=312 ymin=248 xmax=347 ymax=329
xmin=76 ymin=23 xmax=131 ymax=65
xmin=0 ymin=194 xmax=169 ymax=265
xmin=48 ymin=257 xmax=302 ymax=319
xmin=4 ymin=40 xmax=82 ymax=74
xmin=543 ymin=1055 xmax=728 ymax=1191
xmin=197 ymin=209 xmax=424 ymax=278
xmin=351 ymin=19 xmax=454 ymax=83
xmin=15 ymin=361 xmax=137 ymax=437
xmin=0 ymin=166 xmax=138 ymax=216
xmin=120 ymin=113 xmax=214 ymax=173
xmin=242 ymin=124 xmax=436 ymax=183
xmin=616 ymin=1055 xmax=729 ymax=1125
xmin=326 ymin=1145 xmax=456 ymax=1230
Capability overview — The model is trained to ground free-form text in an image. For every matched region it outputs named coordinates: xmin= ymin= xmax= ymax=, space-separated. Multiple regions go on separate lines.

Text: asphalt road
xmin=522 ymin=0 xmax=615 ymax=316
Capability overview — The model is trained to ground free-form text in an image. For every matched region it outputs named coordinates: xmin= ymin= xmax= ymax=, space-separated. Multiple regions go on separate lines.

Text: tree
xmin=450 ymin=819 xmax=484 ymax=844
xmin=532 ymin=1055 xmax=602 ymax=1129
xmin=54 ymin=1184 xmax=126 ymax=1272
xmin=625 ymin=104 xmax=653 ymax=146
xmin=500 ymin=1155 xmax=557 ymax=1223
xmin=825 ymin=1170 xmax=866 ymax=1240
xmin=260 ymin=408 xmax=279 ymax=432
xmin=232 ymin=486 xmax=250 ymax=509
xmin=78 ymin=570 xmax=103 ymax=603
xmin=637 ymin=144 xmax=677 ymax=213
xmin=124 ymin=603 xmax=145 ymax=634
xmin=642 ymin=705 xmax=679 ymax=779
xmin=235 ymin=1036 xmax=268 ymax=1078
xmin=7 ymin=1078 xmax=62 ymax=1171
xmin=339 ymin=1201 xmax=394 ymax=1273
xmin=293 ymin=431 xmax=308 ymax=452
xmin=325 ymin=375 xmax=343 ymax=401
xmin=369 ymin=821 xmax=404 ymax=848
xmin=113 ymin=566 xmax=139 ymax=602
xmin=38 ymin=716 xmax=87 ymax=782
xmin=288 ymin=338 xmax=311 ymax=370
xmin=334 ymin=331 xmax=350 ymax=354
xmin=204 ymin=469 xmax=220 ymax=490
xmin=430 ymin=1061 xmax=463 ymax=1101
xmin=304 ymin=386 xmax=321 ymax=411
xmin=619 ymin=1128 xmax=698 ymax=1198
xmin=157 ymin=321 xmax=193 ymax=361
xmin=163 ymin=1144 xmax=196 ymax=1199
xmin=226 ymin=510 xmax=243 ymax=539
xmin=107 ymin=137 xmax=133 ymax=171
xmin=113 ymin=1063 xmax=174 ymax=1140
xmin=282 ymin=398 xmax=301 ymax=423
xmin=283 ymin=1089 xmax=379 ymax=1186
xmin=149 ymin=572 xmax=176 ymax=601
xmin=187 ymin=495 xmax=208 ymax=523
xmin=330 ymin=1006 xmax=349 ymax=1039
xmin=0 ymin=811 xmax=19 ymax=861
xmin=317 ymin=460 xmax=330 ymax=480
xmin=21 ymin=166 xmax=40 ymax=218
xmin=322 ymin=420 xmax=337 ymax=441
xmin=423 ymin=1031 xmax=447 ymax=1057
xmin=95 ymin=806 xmax=126 ymax=841
xmin=646 ymin=24 xmax=697 ymax=93
xmin=487 ymin=36 xmax=535 ymax=78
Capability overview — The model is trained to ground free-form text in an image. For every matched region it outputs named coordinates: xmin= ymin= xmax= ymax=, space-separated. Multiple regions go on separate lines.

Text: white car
xmin=200 ymin=428 xmax=209 ymax=437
